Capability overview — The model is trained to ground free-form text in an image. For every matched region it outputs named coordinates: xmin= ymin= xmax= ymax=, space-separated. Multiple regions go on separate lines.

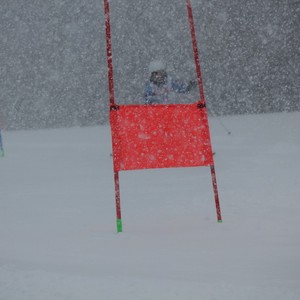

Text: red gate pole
xmin=114 ymin=170 xmax=122 ymax=232
xmin=186 ymin=0 xmax=205 ymax=101
xmin=104 ymin=0 xmax=122 ymax=232
xmin=210 ymin=165 xmax=222 ymax=222
xmin=104 ymin=0 xmax=115 ymax=107
xmin=186 ymin=0 xmax=222 ymax=222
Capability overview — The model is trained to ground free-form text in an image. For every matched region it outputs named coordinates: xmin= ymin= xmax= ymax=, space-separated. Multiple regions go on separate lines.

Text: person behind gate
xmin=144 ymin=60 xmax=196 ymax=105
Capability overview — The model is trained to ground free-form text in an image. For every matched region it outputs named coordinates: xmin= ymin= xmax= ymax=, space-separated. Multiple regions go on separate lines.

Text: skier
xmin=144 ymin=60 xmax=196 ymax=104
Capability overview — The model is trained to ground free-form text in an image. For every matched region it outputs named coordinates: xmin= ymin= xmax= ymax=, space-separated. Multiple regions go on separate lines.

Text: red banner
xmin=110 ymin=101 xmax=214 ymax=171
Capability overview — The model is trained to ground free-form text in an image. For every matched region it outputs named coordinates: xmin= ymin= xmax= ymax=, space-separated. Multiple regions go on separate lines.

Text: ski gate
xmin=103 ymin=0 xmax=222 ymax=232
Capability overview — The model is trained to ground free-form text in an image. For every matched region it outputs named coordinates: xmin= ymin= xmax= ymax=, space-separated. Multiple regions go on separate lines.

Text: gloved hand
xmin=189 ymin=80 xmax=197 ymax=88
xmin=187 ymin=80 xmax=197 ymax=91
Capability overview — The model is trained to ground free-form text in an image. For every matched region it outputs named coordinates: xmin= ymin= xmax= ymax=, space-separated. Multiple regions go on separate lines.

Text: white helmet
xmin=148 ymin=60 xmax=166 ymax=74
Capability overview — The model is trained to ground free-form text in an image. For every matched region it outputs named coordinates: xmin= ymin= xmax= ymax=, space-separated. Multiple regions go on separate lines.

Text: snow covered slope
xmin=1 ymin=112 xmax=299 ymax=299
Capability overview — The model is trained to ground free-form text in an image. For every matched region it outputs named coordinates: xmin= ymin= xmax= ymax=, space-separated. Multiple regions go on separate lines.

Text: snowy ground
xmin=1 ymin=111 xmax=300 ymax=300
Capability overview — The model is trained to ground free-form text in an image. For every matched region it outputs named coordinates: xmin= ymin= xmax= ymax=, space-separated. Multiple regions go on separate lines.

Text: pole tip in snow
xmin=116 ymin=218 xmax=123 ymax=233
xmin=218 ymin=220 xmax=223 ymax=223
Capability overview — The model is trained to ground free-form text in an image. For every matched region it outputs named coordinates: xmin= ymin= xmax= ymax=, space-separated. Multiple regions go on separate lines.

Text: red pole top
xmin=104 ymin=0 xmax=115 ymax=106
xmin=186 ymin=0 xmax=206 ymax=102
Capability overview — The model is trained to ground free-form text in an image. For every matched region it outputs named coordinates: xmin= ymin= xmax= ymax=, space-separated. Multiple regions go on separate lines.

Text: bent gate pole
xmin=186 ymin=0 xmax=222 ymax=222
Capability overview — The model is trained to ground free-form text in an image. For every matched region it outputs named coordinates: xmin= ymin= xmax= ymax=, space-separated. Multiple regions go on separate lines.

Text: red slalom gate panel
xmin=110 ymin=101 xmax=214 ymax=172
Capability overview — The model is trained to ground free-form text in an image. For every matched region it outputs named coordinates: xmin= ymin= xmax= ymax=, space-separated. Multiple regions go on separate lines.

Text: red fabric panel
xmin=110 ymin=102 xmax=214 ymax=171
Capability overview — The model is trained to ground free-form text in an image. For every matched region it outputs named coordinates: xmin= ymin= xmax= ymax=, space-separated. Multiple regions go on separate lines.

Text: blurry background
xmin=1 ymin=0 xmax=299 ymax=129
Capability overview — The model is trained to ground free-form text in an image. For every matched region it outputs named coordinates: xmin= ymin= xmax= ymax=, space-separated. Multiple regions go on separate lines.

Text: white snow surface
xmin=1 ymin=112 xmax=300 ymax=300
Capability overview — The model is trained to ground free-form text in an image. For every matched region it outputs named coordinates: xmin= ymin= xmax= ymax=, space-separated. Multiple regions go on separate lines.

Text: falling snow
xmin=0 ymin=0 xmax=299 ymax=129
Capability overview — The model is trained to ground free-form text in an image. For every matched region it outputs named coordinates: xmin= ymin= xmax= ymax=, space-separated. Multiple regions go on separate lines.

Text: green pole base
xmin=116 ymin=218 xmax=123 ymax=233
xmin=0 ymin=150 xmax=4 ymax=157
xmin=218 ymin=220 xmax=223 ymax=223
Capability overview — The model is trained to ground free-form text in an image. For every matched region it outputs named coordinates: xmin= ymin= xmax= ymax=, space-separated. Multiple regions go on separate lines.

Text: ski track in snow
xmin=0 ymin=112 xmax=300 ymax=300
